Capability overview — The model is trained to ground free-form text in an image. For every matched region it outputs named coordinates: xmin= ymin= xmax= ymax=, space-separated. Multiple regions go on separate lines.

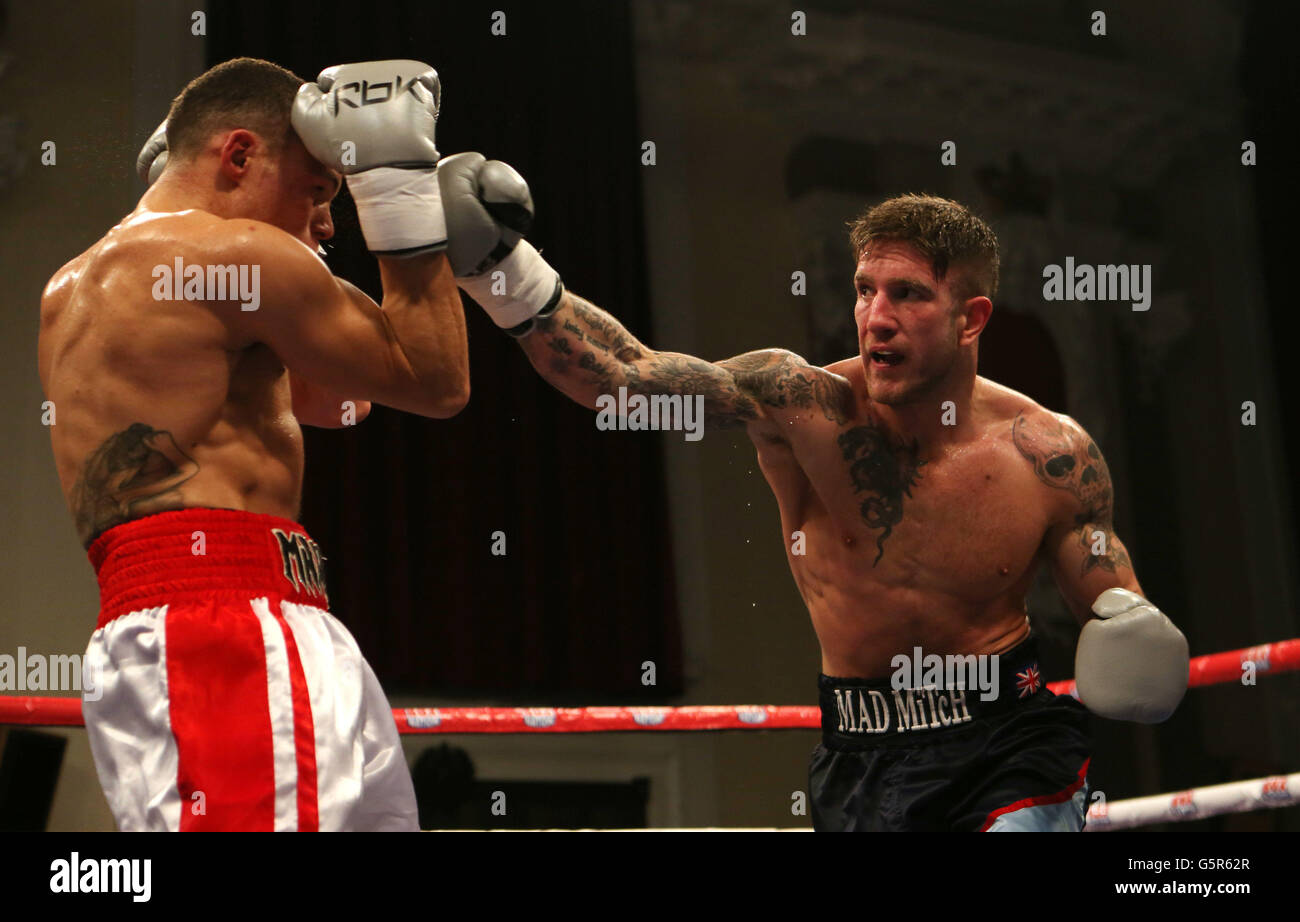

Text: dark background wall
xmin=204 ymin=2 xmax=683 ymax=698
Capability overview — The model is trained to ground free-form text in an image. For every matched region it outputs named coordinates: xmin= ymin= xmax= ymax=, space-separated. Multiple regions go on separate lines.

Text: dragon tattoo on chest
xmin=837 ymin=424 xmax=925 ymax=566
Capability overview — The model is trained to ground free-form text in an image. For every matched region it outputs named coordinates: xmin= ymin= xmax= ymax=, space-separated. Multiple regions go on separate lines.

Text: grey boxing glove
xmin=438 ymin=152 xmax=561 ymax=331
xmin=137 ymin=120 xmax=169 ymax=184
xmin=1074 ymin=588 xmax=1189 ymax=723
xmin=292 ymin=60 xmax=445 ymax=256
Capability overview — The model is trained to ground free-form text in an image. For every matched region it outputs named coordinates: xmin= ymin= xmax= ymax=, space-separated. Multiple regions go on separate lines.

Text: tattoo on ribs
xmin=71 ymin=422 xmax=199 ymax=545
xmin=1012 ymin=412 xmax=1131 ymax=575
xmin=838 ymin=425 xmax=925 ymax=566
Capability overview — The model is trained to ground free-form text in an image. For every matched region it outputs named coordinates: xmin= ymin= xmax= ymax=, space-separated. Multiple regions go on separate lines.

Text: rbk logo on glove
xmin=328 ymin=68 xmax=437 ymax=113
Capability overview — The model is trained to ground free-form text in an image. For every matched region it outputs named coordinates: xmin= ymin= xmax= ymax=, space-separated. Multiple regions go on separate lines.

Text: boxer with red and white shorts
xmin=38 ymin=57 xmax=497 ymax=829
xmin=84 ymin=508 xmax=416 ymax=831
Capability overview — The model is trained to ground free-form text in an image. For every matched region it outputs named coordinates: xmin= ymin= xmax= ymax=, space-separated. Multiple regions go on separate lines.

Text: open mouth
xmin=869 ymin=350 xmax=905 ymax=367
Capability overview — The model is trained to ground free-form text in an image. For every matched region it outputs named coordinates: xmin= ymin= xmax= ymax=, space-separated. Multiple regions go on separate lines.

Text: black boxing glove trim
xmin=473 ymin=239 xmax=517 ymax=277
xmin=505 ymin=278 xmax=565 ymax=339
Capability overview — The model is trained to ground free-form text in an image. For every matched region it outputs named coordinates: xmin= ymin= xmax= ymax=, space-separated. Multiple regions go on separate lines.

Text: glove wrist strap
xmin=347 ymin=166 xmax=447 ymax=257
xmin=459 ymin=241 xmax=560 ymax=328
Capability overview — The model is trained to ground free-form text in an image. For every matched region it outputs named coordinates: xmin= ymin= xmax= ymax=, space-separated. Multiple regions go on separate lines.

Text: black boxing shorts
xmin=809 ymin=635 xmax=1092 ymax=831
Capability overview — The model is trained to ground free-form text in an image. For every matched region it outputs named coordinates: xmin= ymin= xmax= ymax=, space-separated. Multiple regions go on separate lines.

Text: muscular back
xmin=39 ymin=210 xmax=304 ymax=547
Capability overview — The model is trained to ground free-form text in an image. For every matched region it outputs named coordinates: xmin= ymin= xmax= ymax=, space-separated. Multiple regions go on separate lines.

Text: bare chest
xmin=764 ymin=421 xmax=1052 ymax=597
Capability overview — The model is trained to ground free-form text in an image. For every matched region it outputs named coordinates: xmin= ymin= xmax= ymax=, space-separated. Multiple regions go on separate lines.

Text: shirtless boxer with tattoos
xmin=435 ymin=176 xmax=1189 ymax=830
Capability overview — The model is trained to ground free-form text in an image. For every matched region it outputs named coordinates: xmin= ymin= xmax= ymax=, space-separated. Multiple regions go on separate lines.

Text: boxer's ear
xmin=956 ymin=295 xmax=992 ymax=344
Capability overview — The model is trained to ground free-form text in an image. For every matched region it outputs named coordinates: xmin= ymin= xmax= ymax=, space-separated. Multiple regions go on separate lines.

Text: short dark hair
xmin=166 ymin=57 xmax=304 ymax=161
xmin=848 ymin=194 xmax=1000 ymax=300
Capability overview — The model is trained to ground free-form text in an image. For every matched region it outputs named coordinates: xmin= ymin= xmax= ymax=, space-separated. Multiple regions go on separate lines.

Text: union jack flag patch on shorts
xmin=1015 ymin=664 xmax=1042 ymax=698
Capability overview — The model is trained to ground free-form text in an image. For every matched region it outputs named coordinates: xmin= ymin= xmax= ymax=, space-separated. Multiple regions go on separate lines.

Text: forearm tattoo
xmin=527 ymin=294 xmax=851 ymax=429
xmin=838 ymin=424 xmax=925 ymax=566
xmin=1012 ymin=412 xmax=1132 ymax=575
xmin=72 ymin=422 xmax=199 ymax=546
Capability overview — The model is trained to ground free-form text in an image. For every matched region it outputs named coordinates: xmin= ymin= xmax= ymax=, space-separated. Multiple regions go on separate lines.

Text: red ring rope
xmin=1 ymin=637 xmax=1296 ymax=731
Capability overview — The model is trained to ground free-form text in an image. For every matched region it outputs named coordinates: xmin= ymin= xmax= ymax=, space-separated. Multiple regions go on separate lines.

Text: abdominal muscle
xmin=789 ymin=537 xmax=1033 ymax=679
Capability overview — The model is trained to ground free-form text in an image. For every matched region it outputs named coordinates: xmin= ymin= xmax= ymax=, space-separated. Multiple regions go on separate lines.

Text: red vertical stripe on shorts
xmin=272 ymin=609 xmax=320 ymax=831
xmin=166 ymin=599 xmax=277 ymax=831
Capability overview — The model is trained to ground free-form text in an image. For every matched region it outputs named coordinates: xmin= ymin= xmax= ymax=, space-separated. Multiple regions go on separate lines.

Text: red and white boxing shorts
xmin=83 ymin=508 xmax=418 ymax=831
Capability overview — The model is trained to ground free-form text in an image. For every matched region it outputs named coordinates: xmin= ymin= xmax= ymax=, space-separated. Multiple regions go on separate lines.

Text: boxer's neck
xmin=864 ymin=350 xmax=979 ymax=451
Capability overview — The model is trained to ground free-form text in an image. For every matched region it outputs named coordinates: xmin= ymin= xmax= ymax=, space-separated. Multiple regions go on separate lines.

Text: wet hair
xmin=848 ymin=194 xmax=999 ymax=300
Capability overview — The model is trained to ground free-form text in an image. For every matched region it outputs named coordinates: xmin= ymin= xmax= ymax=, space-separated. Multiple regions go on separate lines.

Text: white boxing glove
xmin=1074 ymin=588 xmax=1189 ymax=723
